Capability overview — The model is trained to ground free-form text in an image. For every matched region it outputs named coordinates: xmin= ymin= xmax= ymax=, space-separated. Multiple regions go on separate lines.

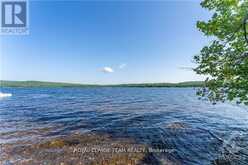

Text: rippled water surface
xmin=1 ymin=87 xmax=248 ymax=164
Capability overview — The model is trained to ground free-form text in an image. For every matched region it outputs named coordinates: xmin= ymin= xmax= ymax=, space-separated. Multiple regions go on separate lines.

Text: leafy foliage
xmin=194 ymin=0 xmax=248 ymax=105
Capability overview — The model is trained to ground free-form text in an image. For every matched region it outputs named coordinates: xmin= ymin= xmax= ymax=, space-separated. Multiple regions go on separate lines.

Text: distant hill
xmin=113 ymin=81 xmax=204 ymax=87
xmin=0 ymin=80 xmax=204 ymax=88
xmin=0 ymin=81 xmax=97 ymax=88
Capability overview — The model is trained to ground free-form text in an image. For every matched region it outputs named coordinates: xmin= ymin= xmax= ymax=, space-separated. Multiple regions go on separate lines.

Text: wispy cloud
xmin=102 ymin=67 xmax=114 ymax=73
xmin=119 ymin=63 xmax=127 ymax=69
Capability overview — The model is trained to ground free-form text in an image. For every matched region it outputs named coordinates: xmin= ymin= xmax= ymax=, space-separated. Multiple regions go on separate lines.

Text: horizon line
xmin=0 ymin=79 xmax=204 ymax=86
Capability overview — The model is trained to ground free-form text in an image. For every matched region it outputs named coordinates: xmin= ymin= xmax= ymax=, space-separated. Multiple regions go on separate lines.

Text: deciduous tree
xmin=194 ymin=0 xmax=248 ymax=105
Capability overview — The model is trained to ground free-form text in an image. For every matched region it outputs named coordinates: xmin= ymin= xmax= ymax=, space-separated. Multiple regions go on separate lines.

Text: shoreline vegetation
xmin=0 ymin=80 xmax=204 ymax=88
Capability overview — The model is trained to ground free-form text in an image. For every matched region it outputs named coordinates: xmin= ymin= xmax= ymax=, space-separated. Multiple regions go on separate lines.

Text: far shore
xmin=0 ymin=80 xmax=204 ymax=88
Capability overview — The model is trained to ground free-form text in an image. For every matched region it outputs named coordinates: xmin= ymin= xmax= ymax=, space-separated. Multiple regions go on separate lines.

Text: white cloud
xmin=119 ymin=63 xmax=127 ymax=69
xmin=102 ymin=67 xmax=114 ymax=73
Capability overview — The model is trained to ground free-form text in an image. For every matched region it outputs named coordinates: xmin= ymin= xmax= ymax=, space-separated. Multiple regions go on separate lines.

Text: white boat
xmin=0 ymin=92 xmax=12 ymax=98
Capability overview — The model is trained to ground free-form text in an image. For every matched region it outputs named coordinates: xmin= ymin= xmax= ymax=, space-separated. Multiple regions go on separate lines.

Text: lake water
xmin=0 ymin=87 xmax=248 ymax=164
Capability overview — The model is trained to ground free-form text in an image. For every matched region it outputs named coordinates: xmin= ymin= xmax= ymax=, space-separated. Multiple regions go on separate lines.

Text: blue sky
xmin=1 ymin=1 xmax=211 ymax=84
